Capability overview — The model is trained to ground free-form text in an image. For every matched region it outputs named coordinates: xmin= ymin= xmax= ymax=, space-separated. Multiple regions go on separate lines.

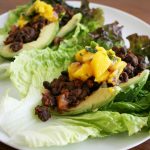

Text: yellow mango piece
xmin=108 ymin=61 xmax=127 ymax=85
xmin=91 ymin=51 xmax=112 ymax=80
xmin=82 ymin=53 xmax=95 ymax=62
xmin=68 ymin=62 xmax=81 ymax=80
xmin=75 ymin=49 xmax=87 ymax=62
xmin=17 ymin=16 xmax=28 ymax=28
xmin=75 ymin=49 xmax=94 ymax=63
xmin=95 ymin=70 xmax=110 ymax=83
xmin=110 ymin=61 xmax=127 ymax=71
xmin=73 ymin=62 xmax=93 ymax=81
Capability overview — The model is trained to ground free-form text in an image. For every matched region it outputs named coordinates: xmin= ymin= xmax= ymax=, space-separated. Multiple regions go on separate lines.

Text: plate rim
xmin=0 ymin=1 xmax=149 ymax=150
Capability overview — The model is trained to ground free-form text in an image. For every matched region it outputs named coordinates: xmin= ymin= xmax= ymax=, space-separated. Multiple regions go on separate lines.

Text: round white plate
xmin=0 ymin=1 xmax=150 ymax=150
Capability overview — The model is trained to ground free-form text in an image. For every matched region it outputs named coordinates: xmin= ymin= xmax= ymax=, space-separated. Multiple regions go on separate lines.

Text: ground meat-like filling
xmin=112 ymin=47 xmax=148 ymax=83
xmin=35 ymin=71 xmax=100 ymax=121
xmin=4 ymin=17 xmax=50 ymax=52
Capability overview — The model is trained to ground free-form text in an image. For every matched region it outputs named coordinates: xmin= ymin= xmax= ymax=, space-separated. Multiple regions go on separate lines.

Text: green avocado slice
xmin=0 ymin=22 xmax=59 ymax=58
xmin=57 ymin=13 xmax=82 ymax=38
xmin=115 ymin=69 xmax=149 ymax=101
xmin=55 ymin=86 xmax=121 ymax=115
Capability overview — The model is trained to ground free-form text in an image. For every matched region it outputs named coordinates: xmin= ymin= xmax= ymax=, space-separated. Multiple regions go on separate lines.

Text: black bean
xmin=35 ymin=106 xmax=51 ymax=122
xmin=119 ymin=72 xmax=129 ymax=82
xmin=124 ymin=63 xmax=135 ymax=78
xmin=124 ymin=52 xmax=138 ymax=67
xmin=43 ymin=81 xmax=51 ymax=90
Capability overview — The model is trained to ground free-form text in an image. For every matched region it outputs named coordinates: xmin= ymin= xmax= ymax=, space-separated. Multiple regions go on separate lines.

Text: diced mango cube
xmin=108 ymin=61 xmax=127 ymax=85
xmin=68 ymin=62 xmax=81 ymax=80
xmin=75 ymin=49 xmax=94 ymax=62
xmin=17 ymin=16 xmax=28 ymax=28
xmin=73 ymin=62 xmax=93 ymax=81
xmin=91 ymin=51 xmax=112 ymax=80
xmin=95 ymin=70 xmax=110 ymax=83
xmin=109 ymin=61 xmax=127 ymax=71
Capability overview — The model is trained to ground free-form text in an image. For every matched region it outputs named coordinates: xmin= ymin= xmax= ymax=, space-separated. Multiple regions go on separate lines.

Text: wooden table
xmin=0 ymin=0 xmax=149 ymax=150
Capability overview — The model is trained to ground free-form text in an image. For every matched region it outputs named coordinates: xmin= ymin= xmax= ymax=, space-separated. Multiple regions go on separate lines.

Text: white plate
xmin=0 ymin=1 xmax=150 ymax=150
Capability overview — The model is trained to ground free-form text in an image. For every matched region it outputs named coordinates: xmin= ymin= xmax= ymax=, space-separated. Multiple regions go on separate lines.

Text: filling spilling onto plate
xmin=35 ymin=43 xmax=148 ymax=121
xmin=4 ymin=0 xmax=58 ymax=52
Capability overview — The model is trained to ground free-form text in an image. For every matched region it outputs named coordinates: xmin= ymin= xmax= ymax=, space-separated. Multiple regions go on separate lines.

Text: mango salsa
xmin=27 ymin=0 xmax=58 ymax=22
xmin=68 ymin=45 xmax=127 ymax=85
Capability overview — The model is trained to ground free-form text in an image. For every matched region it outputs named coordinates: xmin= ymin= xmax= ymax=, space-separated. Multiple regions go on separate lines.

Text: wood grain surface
xmin=0 ymin=0 xmax=149 ymax=150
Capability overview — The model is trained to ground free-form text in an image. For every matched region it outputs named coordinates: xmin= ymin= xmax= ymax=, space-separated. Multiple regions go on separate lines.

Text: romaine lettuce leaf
xmin=10 ymin=47 xmax=76 ymax=97
xmin=13 ymin=111 xmax=148 ymax=147
xmin=101 ymin=92 xmax=150 ymax=115
xmin=0 ymin=87 xmax=42 ymax=136
xmin=0 ymin=41 xmax=11 ymax=79
xmin=0 ymin=87 xmax=148 ymax=148
xmin=144 ymin=75 xmax=150 ymax=91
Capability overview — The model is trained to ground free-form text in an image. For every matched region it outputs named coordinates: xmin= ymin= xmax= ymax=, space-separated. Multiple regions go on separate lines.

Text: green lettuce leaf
xmin=62 ymin=111 xmax=148 ymax=136
xmin=0 ymin=44 xmax=11 ymax=79
xmin=144 ymin=75 xmax=150 ymax=91
xmin=101 ymin=92 xmax=150 ymax=115
xmin=127 ymin=33 xmax=150 ymax=59
xmin=13 ymin=111 xmax=148 ymax=147
xmin=10 ymin=47 xmax=76 ymax=97
xmin=0 ymin=87 xmax=42 ymax=136
xmin=0 ymin=88 xmax=148 ymax=148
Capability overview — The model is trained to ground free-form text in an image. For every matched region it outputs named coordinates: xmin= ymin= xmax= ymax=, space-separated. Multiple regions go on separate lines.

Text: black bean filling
xmin=35 ymin=72 xmax=101 ymax=121
xmin=112 ymin=47 xmax=148 ymax=82
xmin=4 ymin=17 xmax=50 ymax=52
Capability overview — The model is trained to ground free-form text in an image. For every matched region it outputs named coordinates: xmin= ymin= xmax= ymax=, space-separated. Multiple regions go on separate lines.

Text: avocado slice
xmin=57 ymin=13 xmax=82 ymax=38
xmin=55 ymin=86 xmax=121 ymax=115
xmin=0 ymin=22 xmax=59 ymax=58
xmin=115 ymin=69 xmax=149 ymax=101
